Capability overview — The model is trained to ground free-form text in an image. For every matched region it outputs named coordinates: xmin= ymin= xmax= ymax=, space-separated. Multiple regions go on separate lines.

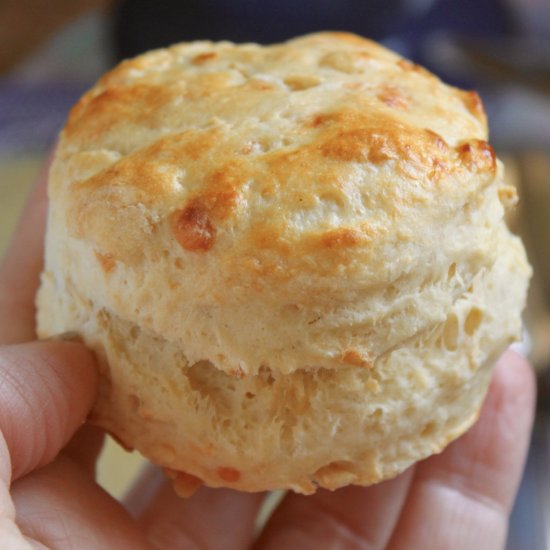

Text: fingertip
xmin=37 ymin=340 xmax=99 ymax=404
xmin=0 ymin=340 xmax=99 ymax=480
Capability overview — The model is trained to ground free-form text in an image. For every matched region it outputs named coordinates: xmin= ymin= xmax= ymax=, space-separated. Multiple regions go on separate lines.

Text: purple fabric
xmin=0 ymin=80 xmax=88 ymax=155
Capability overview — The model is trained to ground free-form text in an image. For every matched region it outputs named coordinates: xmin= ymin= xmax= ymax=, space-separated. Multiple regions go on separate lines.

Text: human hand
xmin=0 ymin=161 xmax=535 ymax=549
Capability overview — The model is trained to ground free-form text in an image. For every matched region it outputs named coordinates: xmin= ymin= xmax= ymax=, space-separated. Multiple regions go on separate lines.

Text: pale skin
xmin=0 ymin=160 xmax=536 ymax=549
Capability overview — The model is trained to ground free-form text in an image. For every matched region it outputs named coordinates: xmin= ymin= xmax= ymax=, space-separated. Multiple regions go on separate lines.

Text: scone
xmin=36 ymin=32 xmax=531 ymax=494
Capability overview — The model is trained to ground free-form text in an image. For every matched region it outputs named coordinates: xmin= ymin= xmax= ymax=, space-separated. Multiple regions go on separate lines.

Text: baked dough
xmin=37 ymin=32 xmax=530 ymax=493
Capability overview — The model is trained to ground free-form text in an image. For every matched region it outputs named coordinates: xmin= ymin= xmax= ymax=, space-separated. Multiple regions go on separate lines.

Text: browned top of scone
xmin=46 ymin=32 xmax=503 ymax=374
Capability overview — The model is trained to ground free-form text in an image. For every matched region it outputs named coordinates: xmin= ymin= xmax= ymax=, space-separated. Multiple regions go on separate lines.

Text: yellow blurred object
xmin=0 ymin=155 xmax=42 ymax=251
xmin=97 ymin=438 xmax=145 ymax=499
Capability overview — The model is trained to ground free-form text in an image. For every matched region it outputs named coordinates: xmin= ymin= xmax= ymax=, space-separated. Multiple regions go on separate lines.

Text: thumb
xmin=0 ymin=340 xmax=98 ymax=482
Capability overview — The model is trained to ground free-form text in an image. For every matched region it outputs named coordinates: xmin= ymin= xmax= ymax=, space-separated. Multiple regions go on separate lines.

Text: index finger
xmin=0 ymin=155 xmax=51 ymax=345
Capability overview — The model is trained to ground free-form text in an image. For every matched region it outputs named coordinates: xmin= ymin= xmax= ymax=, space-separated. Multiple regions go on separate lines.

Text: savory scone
xmin=36 ymin=32 xmax=530 ymax=494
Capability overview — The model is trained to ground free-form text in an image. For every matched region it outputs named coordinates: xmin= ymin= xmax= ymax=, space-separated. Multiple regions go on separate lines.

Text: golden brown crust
xmin=42 ymin=33 xmax=516 ymax=378
xmin=59 ymin=32 xmax=492 ymax=275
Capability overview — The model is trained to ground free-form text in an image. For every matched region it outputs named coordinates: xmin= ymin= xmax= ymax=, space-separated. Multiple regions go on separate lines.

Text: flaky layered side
xmin=38 ymin=228 xmax=528 ymax=493
xmin=37 ymin=32 xmax=530 ymax=492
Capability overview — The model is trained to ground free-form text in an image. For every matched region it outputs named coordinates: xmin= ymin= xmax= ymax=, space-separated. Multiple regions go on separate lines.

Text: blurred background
xmin=0 ymin=1 xmax=549 ymax=547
